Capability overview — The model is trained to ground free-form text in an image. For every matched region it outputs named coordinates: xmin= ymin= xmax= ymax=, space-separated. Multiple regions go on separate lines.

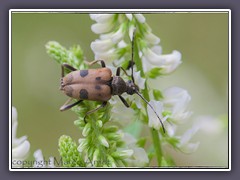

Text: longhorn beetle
xmin=60 ymin=30 xmax=166 ymax=133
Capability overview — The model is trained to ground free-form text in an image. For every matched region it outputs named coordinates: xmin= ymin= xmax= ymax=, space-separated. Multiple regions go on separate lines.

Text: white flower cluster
xmin=122 ymin=132 xmax=149 ymax=167
xmin=33 ymin=149 xmax=55 ymax=168
xmin=147 ymin=87 xmax=199 ymax=153
xmin=12 ymin=106 xmax=55 ymax=168
xmin=90 ymin=13 xmax=198 ymax=154
xmin=12 ymin=106 xmax=30 ymax=167
xmin=90 ymin=13 xmax=181 ymax=75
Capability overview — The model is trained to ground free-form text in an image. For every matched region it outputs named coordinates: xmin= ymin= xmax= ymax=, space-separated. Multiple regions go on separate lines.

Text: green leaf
xmin=166 ymin=137 xmax=180 ymax=148
xmin=136 ymin=137 xmax=147 ymax=148
xmin=161 ymin=156 xmax=176 ymax=167
xmin=146 ymin=67 xmax=162 ymax=79
xmin=152 ymin=89 xmax=163 ymax=100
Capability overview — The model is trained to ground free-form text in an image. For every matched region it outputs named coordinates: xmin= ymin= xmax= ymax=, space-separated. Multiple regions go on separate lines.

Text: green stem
xmin=151 ymin=129 xmax=163 ymax=166
xmin=134 ymin=37 xmax=163 ymax=166
xmin=143 ymin=83 xmax=163 ymax=166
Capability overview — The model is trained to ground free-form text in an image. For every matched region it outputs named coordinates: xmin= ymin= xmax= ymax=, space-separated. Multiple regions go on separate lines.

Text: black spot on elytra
xmin=96 ymin=76 xmax=101 ymax=81
xmin=79 ymin=89 xmax=88 ymax=99
xmin=95 ymin=85 xmax=101 ymax=90
xmin=80 ymin=70 xmax=88 ymax=77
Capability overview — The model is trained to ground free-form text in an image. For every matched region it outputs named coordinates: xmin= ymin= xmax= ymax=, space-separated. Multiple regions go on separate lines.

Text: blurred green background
xmin=12 ymin=12 xmax=229 ymax=167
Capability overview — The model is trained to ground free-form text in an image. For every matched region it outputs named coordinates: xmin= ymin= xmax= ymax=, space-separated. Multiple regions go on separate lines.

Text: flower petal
xmin=122 ymin=132 xmax=137 ymax=146
xmin=94 ymin=48 xmax=117 ymax=61
xmin=12 ymin=135 xmax=28 ymax=147
xmin=111 ymin=25 xmax=125 ymax=44
xmin=160 ymin=50 xmax=182 ymax=74
xmin=91 ymin=22 xmax=114 ymax=34
xmin=144 ymin=32 xmax=160 ymax=45
xmin=126 ymin=147 xmax=149 ymax=167
xmin=142 ymin=47 xmax=166 ymax=65
xmin=134 ymin=14 xmax=146 ymax=23
xmin=125 ymin=14 xmax=133 ymax=21
xmin=12 ymin=106 xmax=17 ymax=123
xmin=90 ymin=14 xmax=114 ymax=23
xmin=91 ymin=39 xmax=114 ymax=53
xmin=12 ymin=140 xmax=30 ymax=160
xmin=147 ymin=100 xmax=166 ymax=130
xmin=128 ymin=25 xmax=135 ymax=41
xmin=180 ymin=126 xmax=199 ymax=145
xmin=163 ymin=87 xmax=192 ymax=122
xmin=133 ymin=71 xmax=145 ymax=90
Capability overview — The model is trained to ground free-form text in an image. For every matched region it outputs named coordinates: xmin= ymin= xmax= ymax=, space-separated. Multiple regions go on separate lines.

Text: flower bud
xmin=82 ymin=123 xmax=91 ymax=137
xmin=98 ymin=135 xmax=109 ymax=148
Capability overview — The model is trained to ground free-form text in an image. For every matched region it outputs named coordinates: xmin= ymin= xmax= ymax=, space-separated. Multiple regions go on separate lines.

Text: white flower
xmin=117 ymin=40 xmax=127 ymax=48
xmin=159 ymin=50 xmax=182 ymax=74
xmin=134 ymin=14 xmax=146 ymax=23
xmin=128 ymin=24 xmax=135 ymax=41
xmin=94 ymin=48 xmax=117 ymax=62
xmin=12 ymin=106 xmax=30 ymax=167
xmin=142 ymin=47 xmax=166 ymax=65
xmin=142 ymin=47 xmax=182 ymax=74
xmin=125 ymin=14 xmax=133 ymax=21
xmin=147 ymin=100 xmax=167 ymax=130
xmin=91 ymin=39 xmax=114 ymax=53
xmin=133 ymin=70 xmax=145 ymax=90
xmin=110 ymin=24 xmax=125 ymax=44
xmin=144 ymin=32 xmax=160 ymax=45
xmin=126 ymin=147 xmax=149 ymax=167
xmin=90 ymin=14 xmax=115 ymax=34
xmin=163 ymin=87 xmax=192 ymax=123
xmin=122 ymin=133 xmax=149 ymax=167
xmin=122 ymin=132 xmax=137 ymax=145
xmin=33 ymin=149 xmax=55 ymax=168
xmin=90 ymin=14 xmax=114 ymax=23
xmin=91 ymin=21 xmax=114 ymax=34
xmin=177 ymin=126 xmax=200 ymax=153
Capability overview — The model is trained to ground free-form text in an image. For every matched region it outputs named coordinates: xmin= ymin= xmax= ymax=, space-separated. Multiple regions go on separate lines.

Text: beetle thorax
xmin=111 ymin=76 xmax=127 ymax=95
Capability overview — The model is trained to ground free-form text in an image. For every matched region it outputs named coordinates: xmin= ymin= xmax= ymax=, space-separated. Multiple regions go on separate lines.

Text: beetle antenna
xmin=131 ymin=28 xmax=136 ymax=83
xmin=135 ymin=91 xmax=166 ymax=133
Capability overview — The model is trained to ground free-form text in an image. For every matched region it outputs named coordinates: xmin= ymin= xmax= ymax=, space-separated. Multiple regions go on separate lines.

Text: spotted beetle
xmin=60 ymin=30 xmax=165 ymax=133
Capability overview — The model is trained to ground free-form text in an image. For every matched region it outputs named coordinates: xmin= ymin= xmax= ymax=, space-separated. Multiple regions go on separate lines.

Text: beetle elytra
xmin=60 ymin=30 xmax=165 ymax=133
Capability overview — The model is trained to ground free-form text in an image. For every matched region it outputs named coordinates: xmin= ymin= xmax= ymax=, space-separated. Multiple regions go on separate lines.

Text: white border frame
xmin=9 ymin=9 xmax=231 ymax=171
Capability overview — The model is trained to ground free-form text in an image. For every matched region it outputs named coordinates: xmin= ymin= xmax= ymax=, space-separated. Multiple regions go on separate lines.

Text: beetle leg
xmin=87 ymin=60 xmax=106 ymax=67
xmin=61 ymin=63 xmax=77 ymax=78
xmin=60 ymin=98 xmax=83 ymax=111
xmin=116 ymin=67 xmax=130 ymax=77
xmin=83 ymin=101 xmax=108 ymax=122
xmin=118 ymin=95 xmax=130 ymax=108
xmin=62 ymin=63 xmax=77 ymax=71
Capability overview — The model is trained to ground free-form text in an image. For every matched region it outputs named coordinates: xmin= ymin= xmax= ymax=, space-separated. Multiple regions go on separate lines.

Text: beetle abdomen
xmin=63 ymin=84 xmax=112 ymax=102
xmin=61 ymin=67 xmax=112 ymax=101
xmin=63 ymin=68 xmax=112 ymax=85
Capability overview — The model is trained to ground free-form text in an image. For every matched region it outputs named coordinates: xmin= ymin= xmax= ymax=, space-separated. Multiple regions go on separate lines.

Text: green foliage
xmin=153 ymin=89 xmax=164 ymax=100
xmin=46 ymin=41 xmax=137 ymax=167
xmin=58 ymin=135 xmax=85 ymax=167
xmin=46 ymin=41 xmax=84 ymax=69
xmin=45 ymin=13 xmax=192 ymax=168
xmin=146 ymin=67 xmax=162 ymax=79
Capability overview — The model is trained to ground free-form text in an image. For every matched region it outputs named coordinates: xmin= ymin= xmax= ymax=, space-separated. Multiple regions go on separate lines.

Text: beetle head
xmin=126 ymin=80 xmax=139 ymax=95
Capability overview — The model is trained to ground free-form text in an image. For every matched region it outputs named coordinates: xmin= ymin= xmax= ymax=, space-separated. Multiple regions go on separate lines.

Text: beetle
xmin=59 ymin=30 xmax=166 ymax=133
